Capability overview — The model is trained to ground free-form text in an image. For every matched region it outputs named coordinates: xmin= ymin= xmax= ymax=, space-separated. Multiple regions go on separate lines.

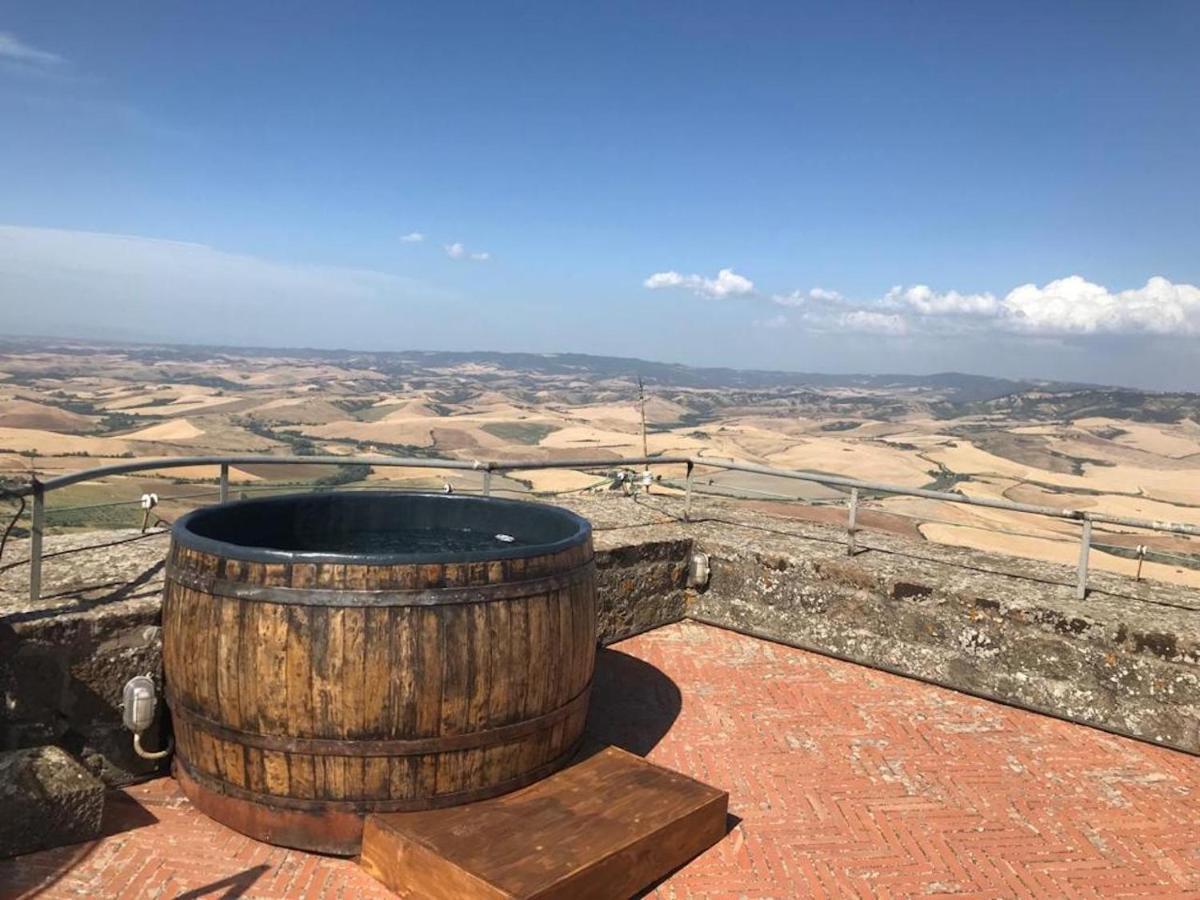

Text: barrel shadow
xmin=175 ymin=864 xmax=271 ymax=899
xmin=583 ymin=647 xmax=682 ymax=757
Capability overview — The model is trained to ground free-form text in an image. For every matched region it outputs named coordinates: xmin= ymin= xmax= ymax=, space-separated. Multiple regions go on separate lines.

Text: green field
xmin=481 ymin=421 xmax=558 ymax=445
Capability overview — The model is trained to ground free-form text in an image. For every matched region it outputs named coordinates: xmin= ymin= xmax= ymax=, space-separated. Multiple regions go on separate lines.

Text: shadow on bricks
xmin=175 ymin=864 xmax=271 ymax=899
xmin=586 ymin=647 xmax=682 ymax=756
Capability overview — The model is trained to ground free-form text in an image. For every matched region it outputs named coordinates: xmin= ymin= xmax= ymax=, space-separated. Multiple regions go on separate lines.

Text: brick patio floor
xmin=3 ymin=620 xmax=1199 ymax=898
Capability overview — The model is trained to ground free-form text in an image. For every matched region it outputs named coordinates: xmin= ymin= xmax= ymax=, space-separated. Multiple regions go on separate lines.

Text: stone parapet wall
xmin=567 ymin=494 xmax=1200 ymax=755
xmin=0 ymin=594 xmax=167 ymax=784
xmin=2 ymin=492 xmax=1197 ymax=784
xmin=594 ymin=538 xmax=691 ymax=644
xmin=689 ymin=541 xmax=1199 ymax=753
xmin=1 ymin=530 xmax=171 ymax=784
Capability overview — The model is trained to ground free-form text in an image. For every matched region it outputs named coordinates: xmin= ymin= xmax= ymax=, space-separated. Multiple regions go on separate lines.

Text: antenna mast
xmin=638 ymin=375 xmax=650 ymax=492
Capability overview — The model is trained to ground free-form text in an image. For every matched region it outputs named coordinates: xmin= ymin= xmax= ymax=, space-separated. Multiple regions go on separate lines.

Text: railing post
xmin=29 ymin=481 xmax=44 ymax=604
xmin=1076 ymin=517 xmax=1092 ymax=600
xmin=847 ymin=487 xmax=859 ymax=557
xmin=482 ymin=468 xmax=492 ymax=497
xmin=219 ymin=463 xmax=230 ymax=503
xmin=684 ymin=461 xmax=694 ymax=522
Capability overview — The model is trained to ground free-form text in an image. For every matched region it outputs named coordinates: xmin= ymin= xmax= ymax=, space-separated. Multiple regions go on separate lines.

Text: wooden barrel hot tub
xmin=162 ymin=491 xmax=596 ymax=854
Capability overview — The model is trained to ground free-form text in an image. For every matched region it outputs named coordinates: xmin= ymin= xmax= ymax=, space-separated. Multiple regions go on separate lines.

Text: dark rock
xmin=891 ymin=581 xmax=934 ymax=602
xmin=0 ymin=746 xmax=104 ymax=858
xmin=1131 ymin=631 xmax=1179 ymax=661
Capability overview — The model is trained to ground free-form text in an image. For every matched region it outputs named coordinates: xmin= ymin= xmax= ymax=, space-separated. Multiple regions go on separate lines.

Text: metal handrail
xmin=6 ymin=452 xmax=1198 ymax=603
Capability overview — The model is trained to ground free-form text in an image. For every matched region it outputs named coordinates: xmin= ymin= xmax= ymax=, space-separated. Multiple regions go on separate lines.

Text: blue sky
xmin=2 ymin=2 xmax=1199 ymax=388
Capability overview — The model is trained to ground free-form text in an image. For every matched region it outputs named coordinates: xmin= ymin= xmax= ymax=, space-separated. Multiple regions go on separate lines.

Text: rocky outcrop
xmin=0 ymin=746 xmax=104 ymax=858
xmin=1 ymin=531 xmax=171 ymax=784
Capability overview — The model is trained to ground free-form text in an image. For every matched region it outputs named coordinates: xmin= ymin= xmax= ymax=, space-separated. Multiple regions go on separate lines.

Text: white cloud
xmin=0 ymin=32 xmax=63 ymax=67
xmin=1002 ymin=276 xmax=1200 ymax=335
xmin=883 ymin=284 xmax=1001 ymax=317
xmin=771 ymin=288 xmax=897 ymax=340
xmin=772 ymin=287 xmax=846 ymax=308
xmin=644 ymin=264 xmax=1197 ymax=337
xmin=445 ymin=241 xmax=490 ymax=261
xmin=809 ymin=287 xmax=844 ymax=303
xmin=770 ymin=275 xmax=1200 ymax=338
xmin=643 ymin=271 xmax=685 ymax=289
xmin=400 ymin=231 xmax=425 ymax=243
xmin=644 ymin=267 xmax=754 ymax=299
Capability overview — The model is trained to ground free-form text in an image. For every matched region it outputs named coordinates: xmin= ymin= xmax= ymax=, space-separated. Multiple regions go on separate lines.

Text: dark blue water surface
xmin=312 ymin=527 xmax=529 ymax=556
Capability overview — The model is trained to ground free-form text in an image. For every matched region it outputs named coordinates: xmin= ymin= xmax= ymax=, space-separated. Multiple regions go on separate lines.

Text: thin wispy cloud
xmin=643 ymin=267 xmax=754 ymax=299
xmin=0 ymin=33 xmax=174 ymax=138
xmin=836 ymin=310 xmax=910 ymax=336
xmin=0 ymin=224 xmax=447 ymax=343
xmin=0 ymin=31 xmax=64 ymax=67
xmin=752 ymin=313 xmax=788 ymax=330
xmin=400 ymin=231 xmax=425 ymax=243
xmin=772 ymin=287 xmax=845 ymax=308
xmin=445 ymin=241 xmax=490 ymax=262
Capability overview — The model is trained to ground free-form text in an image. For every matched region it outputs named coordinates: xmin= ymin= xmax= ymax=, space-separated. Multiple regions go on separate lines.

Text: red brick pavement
xmin=0 ymin=777 xmax=392 ymax=899
xmin=623 ymin=623 xmax=1200 ymax=899
xmin=2 ymin=620 xmax=1198 ymax=898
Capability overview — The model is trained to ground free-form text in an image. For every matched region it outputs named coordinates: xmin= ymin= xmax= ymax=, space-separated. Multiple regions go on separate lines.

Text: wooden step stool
xmin=359 ymin=745 xmax=728 ymax=899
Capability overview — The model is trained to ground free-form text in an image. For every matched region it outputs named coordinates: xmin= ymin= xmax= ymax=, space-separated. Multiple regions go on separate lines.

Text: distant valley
xmin=2 ymin=336 xmax=1199 ymax=587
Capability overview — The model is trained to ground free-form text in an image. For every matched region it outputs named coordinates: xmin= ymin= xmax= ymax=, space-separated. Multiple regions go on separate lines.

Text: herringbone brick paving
xmin=622 ymin=622 xmax=1200 ymax=899
xmin=0 ymin=775 xmax=393 ymax=899
xmin=2 ymin=620 xmax=1197 ymax=898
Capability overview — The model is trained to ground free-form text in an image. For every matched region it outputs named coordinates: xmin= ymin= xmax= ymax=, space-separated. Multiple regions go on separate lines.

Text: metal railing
xmin=5 ymin=452 xmax=1200 ymax=604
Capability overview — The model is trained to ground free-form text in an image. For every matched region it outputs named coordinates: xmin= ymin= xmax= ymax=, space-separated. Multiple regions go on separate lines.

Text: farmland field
xmin=2 ymin=338 xmax=1198 ymax=586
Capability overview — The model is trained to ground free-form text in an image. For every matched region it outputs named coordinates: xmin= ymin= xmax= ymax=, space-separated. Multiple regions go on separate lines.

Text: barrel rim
xmin=171 ymin=490 xmax=592 ymax=565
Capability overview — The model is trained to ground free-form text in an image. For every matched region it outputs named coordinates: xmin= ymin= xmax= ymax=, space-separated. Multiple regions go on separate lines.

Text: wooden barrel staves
xmin=162 ymin=491 xmax=596 ymax=854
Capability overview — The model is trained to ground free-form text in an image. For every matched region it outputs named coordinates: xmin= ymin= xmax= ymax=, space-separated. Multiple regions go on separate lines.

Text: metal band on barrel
xmin=174 ymin=737 xmax=585 ymax=813
xmin=167 ymin=681 xmax=591 ymax=757
xmin=165 ymin=558 xmax=594 ymax=607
